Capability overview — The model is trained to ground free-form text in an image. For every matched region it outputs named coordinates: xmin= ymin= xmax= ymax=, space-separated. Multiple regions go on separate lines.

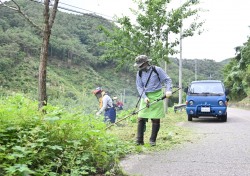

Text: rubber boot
xmin=136 ymin=118 xmax=146 ymax=145
xmin=149 ymin=122 xmax=160 ymax=146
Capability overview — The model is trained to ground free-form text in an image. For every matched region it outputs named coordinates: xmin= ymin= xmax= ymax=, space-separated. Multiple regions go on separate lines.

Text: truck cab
xmin=184 ymin=80 xmax=229 ymax=122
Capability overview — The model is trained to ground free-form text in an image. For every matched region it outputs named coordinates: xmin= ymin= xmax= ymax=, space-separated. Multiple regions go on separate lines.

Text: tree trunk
xmin=1 ymin=0 xmax=59 ymax=110
xmin=38 ymin=30 xmax=50 ymax=109
xmin=38 ymin=0 xmax=59 ymax=110
xmin=38 ymin=0 xmax=51 ymax=110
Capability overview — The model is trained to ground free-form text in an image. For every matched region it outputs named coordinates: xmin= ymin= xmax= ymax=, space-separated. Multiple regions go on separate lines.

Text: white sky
xmin=59 ymin=0 xmax=250 ymax=62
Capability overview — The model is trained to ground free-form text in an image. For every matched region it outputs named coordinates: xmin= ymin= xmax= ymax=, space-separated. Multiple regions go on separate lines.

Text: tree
xmin=223 ymin=40 xmax=250 ymax=101
xmin=0 ymin=0 xmax=59 ymax=109
xmin=99 ymin=0 xmax=204 ymax=66
xmin=38 ymin=0 xmax=59 ymax=109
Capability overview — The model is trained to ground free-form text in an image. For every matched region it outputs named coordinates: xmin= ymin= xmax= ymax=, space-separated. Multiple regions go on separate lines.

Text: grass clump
xmin=108 ymin=107 xmax=192 ymax=152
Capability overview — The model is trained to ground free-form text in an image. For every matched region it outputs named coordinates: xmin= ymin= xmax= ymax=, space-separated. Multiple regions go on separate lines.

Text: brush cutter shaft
xmin=105 ymin=88 xmax=181 ymax=129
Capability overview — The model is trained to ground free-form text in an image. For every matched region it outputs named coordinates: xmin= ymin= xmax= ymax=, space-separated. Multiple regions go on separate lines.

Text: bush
xmin=0 ymin=94 xmax=130 ymax=175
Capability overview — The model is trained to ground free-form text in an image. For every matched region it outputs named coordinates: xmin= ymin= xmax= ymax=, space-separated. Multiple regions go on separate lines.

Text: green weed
xmin=0 ymin=94 xmax=131 ymax=175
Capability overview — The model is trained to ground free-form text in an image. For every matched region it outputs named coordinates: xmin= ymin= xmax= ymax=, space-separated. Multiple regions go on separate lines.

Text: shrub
xmin=0 ymin=94 xmax=130 ymax=175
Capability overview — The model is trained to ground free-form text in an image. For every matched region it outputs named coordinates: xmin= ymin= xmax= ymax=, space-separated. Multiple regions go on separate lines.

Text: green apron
xmin=138 ymin=90 xmax=165 ymax=119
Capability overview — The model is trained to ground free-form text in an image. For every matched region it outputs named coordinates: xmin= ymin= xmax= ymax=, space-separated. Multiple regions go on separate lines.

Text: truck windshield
xmin=189 ymin=82 xmax=224 ymax=95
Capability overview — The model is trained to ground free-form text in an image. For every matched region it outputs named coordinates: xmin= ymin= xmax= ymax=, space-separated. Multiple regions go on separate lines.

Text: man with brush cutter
xmin=134 ymin=55 xmax=172 ymax=146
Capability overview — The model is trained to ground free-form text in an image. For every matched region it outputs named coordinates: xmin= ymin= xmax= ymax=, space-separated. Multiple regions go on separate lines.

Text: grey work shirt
xmin=136 ymin=66 xmax=172 ymax=99
xmin=99 ymin=94 xmax=113 ymax=114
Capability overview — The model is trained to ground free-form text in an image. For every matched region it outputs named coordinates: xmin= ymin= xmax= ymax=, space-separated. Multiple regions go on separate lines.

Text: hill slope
xmin=0 ymin=0 xmax=228 ymax=112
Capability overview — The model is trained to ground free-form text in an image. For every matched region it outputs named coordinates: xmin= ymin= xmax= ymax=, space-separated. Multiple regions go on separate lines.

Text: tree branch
xmin=43 ymin=0 xmax=50 ymax=31
xmin=49 ymin=0 xmax=59 ymax=29
xmin=1 ymin=0 xmax=43 ymax=31
xmin=0 ymin=0 xmax=19 ymax=10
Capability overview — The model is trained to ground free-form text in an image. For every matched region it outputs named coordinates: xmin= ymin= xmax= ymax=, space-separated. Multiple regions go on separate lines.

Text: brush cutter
xmin=105 ymin=88 xmax=181 ymax=130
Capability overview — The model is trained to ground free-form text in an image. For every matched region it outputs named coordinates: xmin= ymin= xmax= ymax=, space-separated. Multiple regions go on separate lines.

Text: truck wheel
xmin=221 ymin=114 xmax=227 ymax=122
xmin=188 ymin=115 xmax=192 ymax=121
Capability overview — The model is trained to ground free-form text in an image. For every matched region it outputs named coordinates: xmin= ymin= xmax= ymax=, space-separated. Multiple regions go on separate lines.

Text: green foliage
xmin=0 ymin=0 xmax=139 ymax=109
xmin=223 ymin=41 xmax=250 ymax=101
xmin=0 ymin=0 xmax=226 ymax=110
xmin=0 ymin=0 xmax=113 ymax=66
xmin=181 ymin=58 xmax=224 ymax=82
xmin=109 ymin=107 xmax=192 ymax=152
xmin=0 ymin=94 xmax=132 ymax=175
xmin=100 ymin=0 xmax=204 ymax=65
xmin=0 ymin=94 xmax=194 ymax=176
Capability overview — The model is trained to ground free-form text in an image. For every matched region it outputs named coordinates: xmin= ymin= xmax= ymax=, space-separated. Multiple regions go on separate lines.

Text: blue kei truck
xmin=184 ymin=80 xmax=229 ymax=122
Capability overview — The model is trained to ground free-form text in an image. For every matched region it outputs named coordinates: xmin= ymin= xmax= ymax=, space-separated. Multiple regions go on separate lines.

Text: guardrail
xmin=174 ymin=104 xmax=186 ymax=113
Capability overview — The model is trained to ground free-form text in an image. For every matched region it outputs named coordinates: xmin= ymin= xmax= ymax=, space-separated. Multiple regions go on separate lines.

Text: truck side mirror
xmin=225 ymin=89 xmax=229 ymax=95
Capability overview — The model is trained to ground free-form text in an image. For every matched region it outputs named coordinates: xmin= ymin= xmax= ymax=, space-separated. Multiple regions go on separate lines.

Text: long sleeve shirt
xmin=136 ymin=66 xmax=172 ymax=99
xmin=98 ymin=94 xmax=113 ymax=113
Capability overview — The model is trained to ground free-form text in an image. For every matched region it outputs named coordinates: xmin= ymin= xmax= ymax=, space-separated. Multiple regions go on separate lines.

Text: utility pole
xmin=179 ymin=17 xmax=183 ymax=104
xmin=240 ymin=45 xmax=247 ymax=65
xmin=120 ymin=93 xmax=123 ymax=103
xmin=164 ymin=61 xmax=168 ymax=113
xmin=123 ymin=89 xmax=126 ymax=103
xmin=195 ymin=59 xmax=197 ymax=81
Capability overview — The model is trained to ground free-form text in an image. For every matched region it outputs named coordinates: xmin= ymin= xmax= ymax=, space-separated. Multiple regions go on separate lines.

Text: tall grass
xmin=110 ymin=107 xmax=192 ymax=152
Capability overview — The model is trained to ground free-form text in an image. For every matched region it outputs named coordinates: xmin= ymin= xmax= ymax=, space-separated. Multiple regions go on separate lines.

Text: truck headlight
xmin=218 ymin=100 xmax=224 ymax=106
xmin=189 ymin=100 xmax=194 ymax=106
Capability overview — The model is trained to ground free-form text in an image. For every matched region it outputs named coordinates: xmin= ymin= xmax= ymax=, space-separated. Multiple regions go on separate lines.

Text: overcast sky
xmin=59 ymin=0 xmax=250 ymax=62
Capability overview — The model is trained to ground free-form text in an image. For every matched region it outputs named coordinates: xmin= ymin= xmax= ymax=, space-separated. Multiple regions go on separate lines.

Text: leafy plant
xmin=223 ymin=42 xmax=250 ymax=101
xmin=0 ymin=94 xmax=132 ymax=175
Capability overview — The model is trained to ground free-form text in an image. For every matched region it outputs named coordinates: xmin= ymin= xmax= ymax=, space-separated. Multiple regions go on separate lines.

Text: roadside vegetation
xmin=0 ymin=94 xmax=190 ymax=175
xmin=1 ymin=0 xmax=249 ymax=175
xmin=229 ymin=97 xmax=250 ymax=110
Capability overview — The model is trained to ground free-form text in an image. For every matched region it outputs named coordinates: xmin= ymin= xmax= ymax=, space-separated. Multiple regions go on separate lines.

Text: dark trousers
xmin=136 ymin=118 xmax=160 ymax=145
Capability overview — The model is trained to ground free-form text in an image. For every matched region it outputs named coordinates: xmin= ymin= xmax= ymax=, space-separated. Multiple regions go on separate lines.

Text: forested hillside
xmin=0 ymin=0 xmax=228 ymax=112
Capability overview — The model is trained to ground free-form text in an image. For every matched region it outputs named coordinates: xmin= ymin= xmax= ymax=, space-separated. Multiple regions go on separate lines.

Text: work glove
xmin=144 ymin=97 xmax=150 ymax=104
xmin=165 ymin=91 xmax=172 ymax=98
xmin=96 ymin=111 xmax=101 ymax=116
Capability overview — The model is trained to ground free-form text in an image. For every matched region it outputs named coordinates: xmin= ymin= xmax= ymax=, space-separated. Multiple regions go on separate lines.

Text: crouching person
xmin=93 ymin=87 xmax=116 ymax=123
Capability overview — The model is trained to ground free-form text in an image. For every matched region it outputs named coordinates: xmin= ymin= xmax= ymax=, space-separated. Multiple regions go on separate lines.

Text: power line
xmin=29 ymin=0 xmax=117 ymax=22
xmin=59 ymin=1 xmax=114 ymax=20
xmin=57 ymin=5 xmax=115 ymax=22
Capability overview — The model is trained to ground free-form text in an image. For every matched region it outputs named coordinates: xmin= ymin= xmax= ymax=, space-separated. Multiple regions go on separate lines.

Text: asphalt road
xmin=120 ymin=107 xmax=250 ymax=176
